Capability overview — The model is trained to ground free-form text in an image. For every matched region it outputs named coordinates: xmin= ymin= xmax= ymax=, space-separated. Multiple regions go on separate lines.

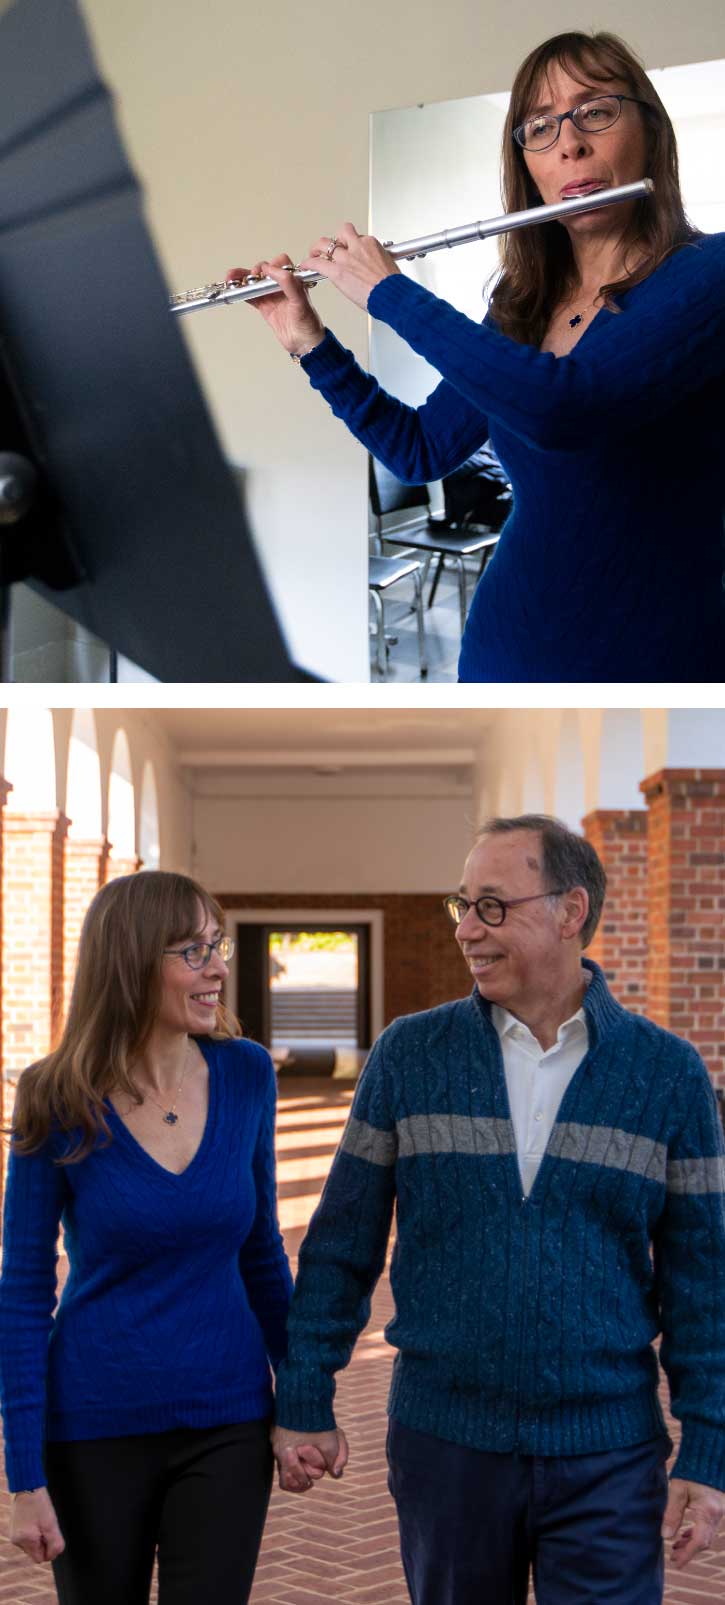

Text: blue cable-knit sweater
xmin=300 ymin=235 xmax=725 ymax=682
xmin=0 ymin=1037 xmax=293 ymax=1493
xmin=274 ymin=961 xmax=725 ymax=1490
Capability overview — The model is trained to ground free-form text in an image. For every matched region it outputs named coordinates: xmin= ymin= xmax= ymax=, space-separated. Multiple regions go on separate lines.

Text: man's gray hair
xmin=476 ymin=814 xmax=607 ymax=947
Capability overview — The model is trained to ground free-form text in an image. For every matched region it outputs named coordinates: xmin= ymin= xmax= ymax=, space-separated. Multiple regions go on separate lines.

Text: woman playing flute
xmin=231 ymin=30 xmax=725 ymax=683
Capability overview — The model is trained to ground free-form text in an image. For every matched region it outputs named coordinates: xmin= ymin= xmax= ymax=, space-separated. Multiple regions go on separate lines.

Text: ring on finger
xmin=326 ymin=237 xmax=339 ymax=260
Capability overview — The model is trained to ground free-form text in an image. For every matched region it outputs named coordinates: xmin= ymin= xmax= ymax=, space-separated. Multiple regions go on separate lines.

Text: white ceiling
xmin=136 ymin=707 xmax=494 ymax=766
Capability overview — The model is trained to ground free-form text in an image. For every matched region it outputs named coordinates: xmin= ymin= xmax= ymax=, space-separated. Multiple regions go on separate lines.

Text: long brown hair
xmin=489 ymin=30 xmax=699 ymax=346
xmin=12 ymin=872 xmax=240 ymax=1162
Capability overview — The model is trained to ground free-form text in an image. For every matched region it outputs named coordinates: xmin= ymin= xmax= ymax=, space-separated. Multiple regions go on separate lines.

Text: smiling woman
xmin=239 ymin=29 xmax=725 ymax=683
xmin=0 ymin=871 xmax=292 ymax=1605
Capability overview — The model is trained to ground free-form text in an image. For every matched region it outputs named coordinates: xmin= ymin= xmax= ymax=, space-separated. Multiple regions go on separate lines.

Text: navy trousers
xmin=387 ymin=1419 xmax=670 ymax=1605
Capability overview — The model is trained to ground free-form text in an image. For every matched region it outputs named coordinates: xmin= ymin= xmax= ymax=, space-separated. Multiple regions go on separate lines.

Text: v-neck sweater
xmin=0 ymin=1038 xmax=293 ymax=1493
xmin=300 ymin=233 xmax=725 ymax=682
xmin=274 ymin=961 xmax=725 ymax=1490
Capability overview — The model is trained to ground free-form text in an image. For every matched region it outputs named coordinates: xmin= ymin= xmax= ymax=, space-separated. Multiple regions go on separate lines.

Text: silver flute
xmin=170 ymin=178 xmax=653 ymax=317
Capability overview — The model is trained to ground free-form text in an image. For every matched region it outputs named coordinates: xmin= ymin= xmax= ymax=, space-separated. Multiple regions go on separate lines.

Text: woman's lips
xmin=561 ymin=180 xmax=608 ymax=197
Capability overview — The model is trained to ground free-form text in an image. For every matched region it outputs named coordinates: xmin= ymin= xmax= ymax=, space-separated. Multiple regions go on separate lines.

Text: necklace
xmin=143 ymin=1041 xmax=194 ymax=1125
xmin=567 ymin=291 xmax=602 ymax=330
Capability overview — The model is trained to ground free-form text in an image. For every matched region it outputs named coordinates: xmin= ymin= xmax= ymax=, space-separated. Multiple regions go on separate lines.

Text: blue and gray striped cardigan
xmin=274 ymin=960 xmax=725 ymax=1490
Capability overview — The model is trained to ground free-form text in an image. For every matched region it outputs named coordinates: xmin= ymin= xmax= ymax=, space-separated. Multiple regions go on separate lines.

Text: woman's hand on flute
xmin=225 ymin=253 xmax=326 ymax=358
xmin=299 ymin=221 xmax=400 ymax=309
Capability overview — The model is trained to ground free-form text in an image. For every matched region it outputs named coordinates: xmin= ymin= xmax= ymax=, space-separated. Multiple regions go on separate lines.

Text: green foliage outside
xmin=268 ymin=930 xmax=355 ymax=954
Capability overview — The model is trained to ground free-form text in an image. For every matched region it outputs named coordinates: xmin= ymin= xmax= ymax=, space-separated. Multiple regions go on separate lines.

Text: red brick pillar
xmin=63 ymin=837 xmax=111 ymax=1021
xmin=104 ymin=854 xmax=142 ymax=884
xmin=0 ymin=778 xmax=13 ymax=1181
xmin=1 ymin=810 xmax=69 ymax=1092
xmin=640 ymin=769 xmax=725 ymax=1085
xmin=581 ymin=810 xmax=649 ymax=1013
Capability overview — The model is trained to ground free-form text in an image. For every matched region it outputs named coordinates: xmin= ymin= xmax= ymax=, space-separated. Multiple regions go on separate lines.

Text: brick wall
xmin=104 ymin=855 xmax=143 ymax=884
xmin=1 ymin=812 xmax=69 ymax=1088
xmin=582 ymin=809 xmax=649 ymax=1013
xmin=641 ymin=770 xmax=725 ymax=1085
xmin=63 ymin=838 xmax=111 ymax=1021
xmin=216 ymin=892 xmax=471 ymax=1028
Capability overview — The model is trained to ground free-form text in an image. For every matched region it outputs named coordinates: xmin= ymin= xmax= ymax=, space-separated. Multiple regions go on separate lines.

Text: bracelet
xmin=11 ymin=1487 xmax=43 ymax=1498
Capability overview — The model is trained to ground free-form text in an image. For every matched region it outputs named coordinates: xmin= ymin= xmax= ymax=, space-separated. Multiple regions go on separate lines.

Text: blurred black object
xmin=0 ymin=0 xmax=313 ymax=682
xmin=442 ymin=443 xmax=512 ymax=532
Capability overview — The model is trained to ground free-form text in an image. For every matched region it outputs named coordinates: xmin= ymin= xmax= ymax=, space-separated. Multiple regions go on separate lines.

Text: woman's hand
xmin=271 ymin=1423 xmax=349 ymax=1492
xmin=298 ymin=221 xmax=400 ymax=310
xmin=225 ymin=253 xmax=326 ymax=358
xmin=10 ymin=1488 xmax=65 ymax=1564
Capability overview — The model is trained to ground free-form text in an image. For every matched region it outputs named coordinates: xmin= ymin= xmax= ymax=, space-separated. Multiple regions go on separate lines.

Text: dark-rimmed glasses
xmin=443 ymin=890 xmax=565 ymax=927
xmin=513 ymin=94 xmax=649 ymax=153
xmin=163 ymin=933 xmax=236 ymax=970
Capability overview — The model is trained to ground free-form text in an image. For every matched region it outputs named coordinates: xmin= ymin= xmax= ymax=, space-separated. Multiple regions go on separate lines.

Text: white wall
xmin=190 ymin=766 xmax=474 ymax=892
xmin=83 ymin=0 xmax=725 ymax=680
xmin=370 ymin=95 xmax=506 ymax=405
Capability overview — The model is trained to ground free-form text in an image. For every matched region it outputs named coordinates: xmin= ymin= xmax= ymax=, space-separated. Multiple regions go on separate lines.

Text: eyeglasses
xmin=513 ymin=94 xmax=649 ymax=153
xmin=442 ymin=890 xmax=565 ymax=927
xmin=163 ymin=933 xmax=236 ymax=970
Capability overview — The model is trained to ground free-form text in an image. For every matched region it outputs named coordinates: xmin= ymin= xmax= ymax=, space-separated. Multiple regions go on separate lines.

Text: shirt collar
xmin=492 ymin=970 xmax=591 ymax=1050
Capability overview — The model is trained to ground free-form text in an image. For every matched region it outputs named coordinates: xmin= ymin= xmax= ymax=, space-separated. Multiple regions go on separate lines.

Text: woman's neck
xmin=567 ymin=226 xmax=638 ymax=296
xmin=130 ymin=1029 xmax=194 ymax=1099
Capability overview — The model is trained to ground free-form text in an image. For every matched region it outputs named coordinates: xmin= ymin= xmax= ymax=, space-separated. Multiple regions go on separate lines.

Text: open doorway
xmin=234 ymin=920 xmax=372 ymax=1074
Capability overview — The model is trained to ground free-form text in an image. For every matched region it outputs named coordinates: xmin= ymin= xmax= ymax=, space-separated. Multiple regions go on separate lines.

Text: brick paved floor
xmin=1 ymin=1076 xmax=724 ymax=1603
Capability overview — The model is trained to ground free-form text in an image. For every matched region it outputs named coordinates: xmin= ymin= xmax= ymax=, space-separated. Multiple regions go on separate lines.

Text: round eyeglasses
xmin=163 ymin=933 xmax=236 ymax=970
xmin=443 ymin=890 xmax=565 ymax=927
xmin=513 ymin=94 xmax=649 ymax=153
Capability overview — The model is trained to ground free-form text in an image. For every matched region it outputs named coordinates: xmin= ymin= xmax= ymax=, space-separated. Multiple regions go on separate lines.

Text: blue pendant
xmin=163 ymin=1111 xmax=179 ymax=1125
xmin=569 ymin=313 xmax=583 ymax=328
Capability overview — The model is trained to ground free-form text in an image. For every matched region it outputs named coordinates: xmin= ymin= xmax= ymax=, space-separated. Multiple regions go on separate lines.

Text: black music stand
xmin=0 ymin=0 xmax=315 ymax=682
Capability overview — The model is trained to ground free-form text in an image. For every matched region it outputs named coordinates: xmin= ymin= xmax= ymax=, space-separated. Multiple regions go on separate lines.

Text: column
xmin=581 ymin=809 xmax=649 ymax=1013
xmin=1 ymin=810 xmax=69 ymax=1090
xmin=63 ymin=837 xmax=111 ymax=1021
xmin=640 ymin=769 xmax=725 ymax=1084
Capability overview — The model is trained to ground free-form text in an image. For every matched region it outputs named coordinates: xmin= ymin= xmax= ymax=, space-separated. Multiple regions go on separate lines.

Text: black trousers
xmin=46 ymin=1420 xmax=273 ymax=1605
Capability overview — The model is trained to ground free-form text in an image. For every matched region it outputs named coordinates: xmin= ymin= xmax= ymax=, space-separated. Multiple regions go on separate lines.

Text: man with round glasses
xmin=272 ymin=815 xmax=725 ymax=1604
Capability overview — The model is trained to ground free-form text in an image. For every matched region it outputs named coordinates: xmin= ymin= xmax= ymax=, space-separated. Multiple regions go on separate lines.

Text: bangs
xmin=514 ymin=31 xmax=646 ymax=120
xmin=153 ymin=876 xmax=224 ymax=948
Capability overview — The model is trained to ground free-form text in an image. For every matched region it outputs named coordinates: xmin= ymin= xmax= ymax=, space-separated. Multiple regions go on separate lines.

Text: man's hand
xmin=662 ymin=1476 xmax=725 ymax=1568
xmin=9 ymin=1488 xmax=65 ymax=1564
xmin=271 ymin=1424 xmax=349 ymax=1493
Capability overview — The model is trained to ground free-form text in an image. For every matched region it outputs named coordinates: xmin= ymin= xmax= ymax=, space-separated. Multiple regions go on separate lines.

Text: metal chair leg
xmin=456 ymin=556 xmax=467 ymax=636
xmin=412 ymin=568 xmax=428 ymax=678
xmin=369 ymin=588 xmax=387 ymax=680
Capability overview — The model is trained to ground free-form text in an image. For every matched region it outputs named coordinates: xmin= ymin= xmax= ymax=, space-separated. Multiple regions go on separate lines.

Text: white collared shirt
xmin=492 ymin=985 xmax=590 ymax=1198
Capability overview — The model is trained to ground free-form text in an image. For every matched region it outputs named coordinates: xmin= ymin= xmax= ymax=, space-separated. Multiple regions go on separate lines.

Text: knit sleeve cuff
xmin=5 ymin=1439 xmax=47 ymax=1495
xmin=273 ymin=1364 xmax=337 ymax=1433
xmin=669 ymin=1420 xmax=725 ymax=1493
xmin=299 ymin=329 xmax=351 ymax=380
xmin=367 ymin=272 xmax=426 ymax=335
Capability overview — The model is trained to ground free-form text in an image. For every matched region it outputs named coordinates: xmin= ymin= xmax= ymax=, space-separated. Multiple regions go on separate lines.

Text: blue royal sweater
xmin=274 ymin=961 xmax=725 ymax=1490
xmin=0 ymin=1037 xmax=293 ymax=1493
xmin=300 ymin=234 xmax=725 ymax=682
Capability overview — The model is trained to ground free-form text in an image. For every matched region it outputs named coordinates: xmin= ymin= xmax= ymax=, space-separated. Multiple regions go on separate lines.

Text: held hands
xmin=10 ymin=1488 xmax=65 ymax=1564
xmin=271 ymin=1424 xmax=349 ymax=1494
xmin=226 ymin=221 xmax=399 ymax=356
xmin=662 ymin=1476 xmax=725 ymax=1569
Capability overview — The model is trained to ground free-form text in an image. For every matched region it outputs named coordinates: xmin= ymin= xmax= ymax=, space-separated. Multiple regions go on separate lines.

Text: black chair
xmin=369 ymin=457 xmax=499 ymax=637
